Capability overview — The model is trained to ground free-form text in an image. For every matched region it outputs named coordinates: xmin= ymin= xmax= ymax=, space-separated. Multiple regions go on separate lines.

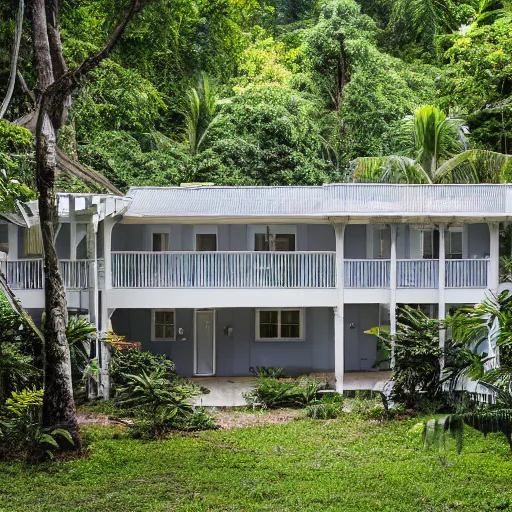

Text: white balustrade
xmin=445 ymin=259 xmax=489 ymax=288
xmin=6 ymin=259 xmax=90 ymax=290
xmin=111 ymin=252 xmax=336 ymax=289
xmin=397 ymin=260 xmax=439 ymax=288
xmin=344 ymin=260 xmax=390 ymax=288
xmin=60 ymin=260 xmax=90 ymax=289
xmin=6 ymin=259 xmax=44 ymax=290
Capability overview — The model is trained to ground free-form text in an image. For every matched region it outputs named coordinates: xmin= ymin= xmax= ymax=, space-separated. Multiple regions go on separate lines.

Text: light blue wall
xmin=110 ymin=305 xmax=384 ymax=376
xmin=108 ymin=221 xmax=492 ymax=258
xmin=345 ymin=225 xmax=366 ymax=258
xmin=468 ymin=224 xmax=490 ymax=258
xmin=111 ymin=307 xmax=337 ymax=377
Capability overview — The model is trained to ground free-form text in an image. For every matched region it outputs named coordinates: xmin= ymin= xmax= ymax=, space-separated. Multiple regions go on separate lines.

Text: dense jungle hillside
xmin=0 ymin=0 xmax=511 ymax=192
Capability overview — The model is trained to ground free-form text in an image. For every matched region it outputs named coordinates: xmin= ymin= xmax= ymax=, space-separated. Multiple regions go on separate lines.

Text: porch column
xmin=69 ymin=195 xmax=76 ymax=260
xmin=438 ymin=224 xmax=446 ymax=367
xmin=489 ymin=222 xmax=500 ymax=292
xmin=99 ymin=216 xmax=115 ymax=400
xmin=334 ymin=223 xmax=345 ymax=393
xmin=389 ymin=224 xmax=397 ymax=367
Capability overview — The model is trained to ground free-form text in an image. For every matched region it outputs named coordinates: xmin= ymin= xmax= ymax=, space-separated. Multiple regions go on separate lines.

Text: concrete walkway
xmin=191 ymin=371 xmax=392 ymax=407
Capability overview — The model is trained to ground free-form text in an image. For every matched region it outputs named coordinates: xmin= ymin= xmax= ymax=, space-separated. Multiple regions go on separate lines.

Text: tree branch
xmin=46 ymin=0 xmax=145 ymax=100
xmin=0 ymin=0 xmax=24 ymax=119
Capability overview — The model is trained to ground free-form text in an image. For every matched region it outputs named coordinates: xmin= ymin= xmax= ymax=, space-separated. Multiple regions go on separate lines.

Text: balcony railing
xmin=344 ymin=260 xmax=390 ymax=288
xmin=3 ymin=256 xmax=490 ymax=291
xmin=397 ymin=260 xmax=439 ymax=288
xmin=111 ymin=251 xmax=337 ymax=289
xmin=6 ymin=259 xmax=90 ymax=290
xmin=446 ymin=259 xmax=489 ymax=288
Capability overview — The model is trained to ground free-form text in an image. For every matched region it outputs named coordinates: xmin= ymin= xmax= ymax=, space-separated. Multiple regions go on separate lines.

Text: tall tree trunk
xmin=0 ymin=0 xmax=24 ymax=119
xmin=30 ymin=0 xmax=146 ymax=451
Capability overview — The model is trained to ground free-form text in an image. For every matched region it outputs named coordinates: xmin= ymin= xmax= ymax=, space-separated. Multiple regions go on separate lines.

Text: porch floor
xmin=191 ymin=371 xmax=392 ymax=407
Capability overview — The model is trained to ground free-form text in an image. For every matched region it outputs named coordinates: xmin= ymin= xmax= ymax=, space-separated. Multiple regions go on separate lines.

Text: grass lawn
xmin=1 ymin=412 xmax=512 ymax=512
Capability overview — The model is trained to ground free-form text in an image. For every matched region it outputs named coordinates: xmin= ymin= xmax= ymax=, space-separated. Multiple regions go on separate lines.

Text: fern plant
xmin=0 ymin=388 xmax=73 ymax=460
xmin=117 ymin=369 xmax=199 ymax=434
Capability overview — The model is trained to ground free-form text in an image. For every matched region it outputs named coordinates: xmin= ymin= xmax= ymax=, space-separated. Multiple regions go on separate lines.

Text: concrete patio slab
xmin=191 ymin=371 xmax=393 ymax=407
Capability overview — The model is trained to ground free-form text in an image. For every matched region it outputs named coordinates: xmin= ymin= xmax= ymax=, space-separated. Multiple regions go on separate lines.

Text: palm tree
xmin=183 ymin=72 xmax=228 ymax=156
xmin=349 ymin=105 xmax=512 ymax=184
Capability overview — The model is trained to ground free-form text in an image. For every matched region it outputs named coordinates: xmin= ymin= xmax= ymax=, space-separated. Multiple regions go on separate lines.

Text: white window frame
xmin=147 ymin=226 xmax=172 ymax=252
xmin=247 ymin=225 xmax=298 ymax=251
xmin=151 ymin=309 xmax=176 ymax=341
xmin=193 ymin=225 xmax=218 ymax=251
xmin=152 ymin=232 xmax=170 ymax=252
xmin=447 ymin=227 xmax=463 ymax=258
xmin=255 ymin=308 xmax=305 ymax=342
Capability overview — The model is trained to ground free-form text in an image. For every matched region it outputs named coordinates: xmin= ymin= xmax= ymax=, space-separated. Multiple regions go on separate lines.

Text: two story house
xmin=0 ymin=184 xmax=506 ymax=392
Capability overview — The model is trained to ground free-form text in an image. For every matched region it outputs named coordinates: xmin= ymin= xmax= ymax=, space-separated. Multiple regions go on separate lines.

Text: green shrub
xmin=111 ymin=347 xmax=176 ymax=388
xmin=255 ymin=366 xmax=284 ymax=379
xmin=303 ymin=394 xmax=344 ymax=419
xmin=244 ymin=378 xmax=321 ymax=409
xmin=117 ymin=369 xmax=200 ymax=438
xmin=0 ymin=389 xmax=73 ymax=461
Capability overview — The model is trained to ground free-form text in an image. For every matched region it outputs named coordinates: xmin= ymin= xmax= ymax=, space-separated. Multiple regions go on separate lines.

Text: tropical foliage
xmin=1 ymin=0 xmax=509 ymax=191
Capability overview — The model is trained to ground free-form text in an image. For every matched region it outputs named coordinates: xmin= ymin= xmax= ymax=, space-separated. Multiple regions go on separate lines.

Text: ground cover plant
xmin=1 ymin=412 xmax=512 ymax=511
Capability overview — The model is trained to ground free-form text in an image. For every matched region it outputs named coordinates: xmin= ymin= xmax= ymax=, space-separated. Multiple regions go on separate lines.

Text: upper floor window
xmin=152 ymin=309 xmax=175 ymax=341
xmin=24 ymin=226 xmax=43 ymax=255
xmin=256 ymin=308 xmax=304 ymax=341
xmin=152 ymin=233 xmax=169 ymax=251
xmin=196 ymin=233 xmax=217 ymax=251
xmin=446 ymin=228 xmax=462 ymax=259
xmin=373 ymin=227 xmax=390 ymax=259
xmin=254 ymin=232 xmax=295 ymax=251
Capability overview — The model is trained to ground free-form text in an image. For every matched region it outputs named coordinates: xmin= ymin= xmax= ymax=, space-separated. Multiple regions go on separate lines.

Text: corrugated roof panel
xmin=124 ymin=184 xmax=512 ymax=218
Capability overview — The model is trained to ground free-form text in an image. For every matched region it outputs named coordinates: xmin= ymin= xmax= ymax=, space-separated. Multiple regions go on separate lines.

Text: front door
xmin=194 ymin=310 xmax=215 ymax=376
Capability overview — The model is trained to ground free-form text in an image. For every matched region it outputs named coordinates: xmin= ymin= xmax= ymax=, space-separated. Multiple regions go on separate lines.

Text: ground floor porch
xmin=190 ymin=372 xmax=393 ymax=407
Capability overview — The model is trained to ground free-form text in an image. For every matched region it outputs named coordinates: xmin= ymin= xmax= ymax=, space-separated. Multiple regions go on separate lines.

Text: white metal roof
xmin=123 ymin=184 xmax=512 ymax=221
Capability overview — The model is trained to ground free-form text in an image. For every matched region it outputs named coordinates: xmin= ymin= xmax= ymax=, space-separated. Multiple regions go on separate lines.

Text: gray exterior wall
xmin=111 ymin=305 xmax=381 ymax=377
xmin=468 ymin=223 xmax=490 ymax=258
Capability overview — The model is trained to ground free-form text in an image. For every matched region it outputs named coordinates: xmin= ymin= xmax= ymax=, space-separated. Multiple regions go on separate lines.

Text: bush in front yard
xmin=244 ymin=378 xmax=321 ymax=409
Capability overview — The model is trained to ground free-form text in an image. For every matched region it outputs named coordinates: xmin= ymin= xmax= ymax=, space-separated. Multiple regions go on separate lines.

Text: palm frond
xmin=434 ymin=149 xmax=512 ymax=183
xmin=349 ymin=156 xmax=431 ymax=183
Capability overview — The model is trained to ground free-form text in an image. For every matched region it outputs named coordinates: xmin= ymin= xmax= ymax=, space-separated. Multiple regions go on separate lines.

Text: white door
xmin=194 ymin=310 xmax=215 ymax=376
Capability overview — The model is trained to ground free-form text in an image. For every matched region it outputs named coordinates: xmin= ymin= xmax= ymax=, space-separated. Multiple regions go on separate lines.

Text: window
xmin=254 ymin=227 xmax=296 ymax=251
xmin=152 ymin=233 xmax=169 ymax=251
xmin=24 ymin=226 xmax=43 ymax=255
xmin=446 ymin=229 xmax=463 ymax=259
xmin=196 ymin=233 xmax=217 ymax=251
xmin=256 ymin=308 xmax=304 ymax=341
xmin=152 ymin=309 xmax=175 ymax=341
xmin=372 ymin=227 xmax=390 ymax=259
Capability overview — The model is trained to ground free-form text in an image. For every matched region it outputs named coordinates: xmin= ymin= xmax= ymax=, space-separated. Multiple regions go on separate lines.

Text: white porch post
xmin=389 ymin=225 xmax=397 ymax=367
xmin=489 ymin=222 xmax=500 ymax=292
xmin=69 ymin=195 xmax=76 ymax=260
xmin=100 ymin=216 xmax=115 ymax=400
xmin=334 ymin=223 xmax=345 ymax=393
xmin=438 ymin=224 xmax=446 ymax=366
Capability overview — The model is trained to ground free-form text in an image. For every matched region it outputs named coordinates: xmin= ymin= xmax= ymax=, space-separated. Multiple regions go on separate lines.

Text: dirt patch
xmin=77 ymin=413 xmax=132 ymax=427
xmin=212 ymin=408 xmax=300 ymax=429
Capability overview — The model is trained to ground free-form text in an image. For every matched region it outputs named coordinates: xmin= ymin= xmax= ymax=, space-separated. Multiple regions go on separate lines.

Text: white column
xmin=389 ymin=225 xmax=397 ymax=367
xmin=334 ymin=223 xmax=345 ymax=393
xmin=69 ymin=195 xmax=76 ymax=260
xmin=438 ymin=224 xmax=446 ymax=365
xmin=7 ymin=223 xmax=18 ymax=260
xmin=489 ymin=222 xmax=500 ymax=292
xmin=99 ymin=216 xmax=115 ymax=400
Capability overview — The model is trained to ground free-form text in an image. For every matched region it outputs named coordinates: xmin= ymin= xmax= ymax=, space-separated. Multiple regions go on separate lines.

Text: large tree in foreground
xmin=349 ymin=105 xmax=512 ymax=184
xmin=30 ymin=0 xmax=146 ymax=450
